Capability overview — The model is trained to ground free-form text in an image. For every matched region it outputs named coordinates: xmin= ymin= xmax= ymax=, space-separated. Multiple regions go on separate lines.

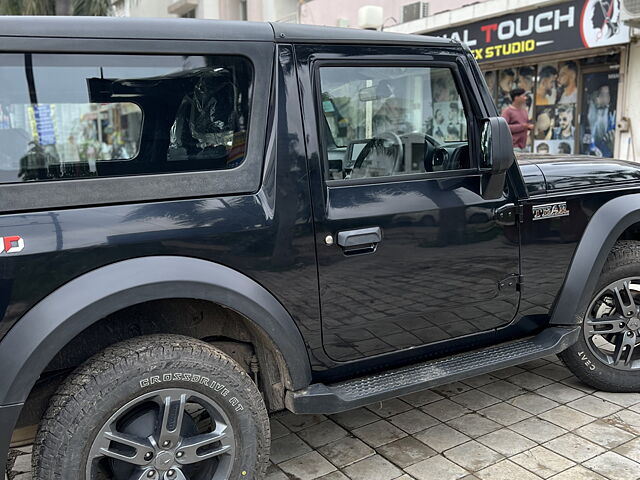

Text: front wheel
xmin=559 ymin=241 xmax=640 ymax=391
xmin=33 ymin=334 xmax=270 ymax=480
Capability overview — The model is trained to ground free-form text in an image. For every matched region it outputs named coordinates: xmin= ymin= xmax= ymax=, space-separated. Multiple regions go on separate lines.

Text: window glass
xmin=319 ymin=66 xmax=471 ymax=181
xmin=0 ymin=54 xmax=252 ymax=183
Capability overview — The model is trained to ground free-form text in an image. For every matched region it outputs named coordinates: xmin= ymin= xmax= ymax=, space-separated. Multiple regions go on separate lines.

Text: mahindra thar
xmin=0 ymin=16 xmax=639 ymax=480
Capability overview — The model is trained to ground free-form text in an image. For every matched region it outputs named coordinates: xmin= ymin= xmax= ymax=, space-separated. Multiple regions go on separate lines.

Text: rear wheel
xmin=560 ymin=241 xmax=640 ymax=391
xmin=33 ymin=334 xmax=270 ymax=480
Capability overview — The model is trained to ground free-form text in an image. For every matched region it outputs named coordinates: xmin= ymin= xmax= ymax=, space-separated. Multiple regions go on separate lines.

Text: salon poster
xmin=580 ymin=71 xmax=618 ymax=157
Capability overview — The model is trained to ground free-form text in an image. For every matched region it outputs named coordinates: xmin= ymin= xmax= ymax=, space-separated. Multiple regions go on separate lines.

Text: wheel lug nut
xmin=167 ymin=470 xmax=176 ymax=478
xmin=628 ymin=331 xmax=634 ymax=337
xmin=144 ymin=452 xmax=153 ymax=461
xmin=147 ymin=470 xmax=156 ymax=478
xmin=162 ymin=440 xmax=171 ymax=448
xmin=176 ymin=451 xmax=184 ymax=458
xmin=620 ymin=323 xmax=626 ymax=328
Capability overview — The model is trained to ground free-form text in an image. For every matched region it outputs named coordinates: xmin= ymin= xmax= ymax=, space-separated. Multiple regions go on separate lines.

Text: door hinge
xmin=495 ymin=203 xmax=524 ymax=225
xmin=499 ymin=274 xmax=522 ymax=292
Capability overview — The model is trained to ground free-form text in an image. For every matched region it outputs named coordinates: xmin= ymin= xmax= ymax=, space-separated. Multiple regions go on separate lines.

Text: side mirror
xmin=480 ymin=117 xmax=515 ymax=200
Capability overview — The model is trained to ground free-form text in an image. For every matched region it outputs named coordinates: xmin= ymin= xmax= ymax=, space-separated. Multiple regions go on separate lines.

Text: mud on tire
xmin=32 ymin=334 xmax=270 ymax=480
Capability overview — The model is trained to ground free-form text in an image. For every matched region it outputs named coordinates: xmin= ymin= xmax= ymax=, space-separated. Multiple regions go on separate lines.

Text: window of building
xmin=319 ymin=65 xmax=471 ymax=181
xmin=484 ymin=54 xmax=620 ymax=157
xmin=0 ymin=54 xmax=252 ymax=183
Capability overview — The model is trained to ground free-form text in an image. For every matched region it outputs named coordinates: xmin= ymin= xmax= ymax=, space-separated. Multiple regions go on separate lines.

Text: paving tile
xmin=318 ymin=472 xmax=350 ymax=480
xmin=508 ymin=417 xmax=568 ymax=443
xmin=561 ymin=376 xmax=597 ymax=394
xmin=510 ymin=446 xmax=574 ymax=479
xmin=270 ymin=433 xmax=313 ymax=464
xmin=343 ymin=454 xmax=402 ymax=480
xmin=432 ymin=382 xmax=473 ymax=397
xmin=330 ymin=407 xmax=381 ymax=430
xmin=535 ymin=383 xmax=586 ymax=404
xmin=567 ymin=396 xmax=623 ymax=418
xmin=603 ymin=409 xmax=640 ymax=435
xmin=575 ymin=419 xmax=636 ymax=448
xmin=548 ymin=465 xmax=608 ymax=480
xmin=519 ymin=359 xmax=550 ymax=370
xmin=413 ymin=423 xmax=470 ymax=452
xmin=614 ymin=437 xmax=640 ymax=463
xmin=450 ymin=390 xmax=500 ymax=411
xmin=476 ymin=459 xmax=543 ymax=480
xmin=400 ymin=389 xmax=444 ymax=407
xmin=279 ymin=451 xmax=337 ymax=480
xmin=531 ymin=364 xmax=573 ymax=381
xmin=543 ymin=433 xmax=606 ymax=463
xmin=270 ymin=419 xmax=290 ymax=439
xmin=11 ymin=455 xmax=31 ymax=474
xmin=443 ymin=440 xmax=503 ymax=472
xmin=298 ymin=420 xmax=349 ymax=448
xmin=366 ymin=399 xmax=413 ymax=418
xmin=491 ymin=366 xmax=526 ymax=379
xmin=507 ymin=372 xmax=554 ymax=391
xmin=477 ymin=403 xmax=531 ymax=426
xmin=477 ymin=380 xmax=526 ymax=400
xmin=388 ymin=409 xmax=439 ymax=434
xmin=404 ymin=454 xmax=468 ymax=480
xmin=538 ymin=405 xmax=596 ymax=430
xmin=592 ymin=391 xmax=640 ymax=407
xmin=507 ymin=393 xmax=559 ymax=415
xmin=447 ymin=414 xmax=501 ymax=438
xmin=266 ymin=462 xmax=289 ymax=480
xmin=476 ymin=429 xmax=536 ymax=456
xmin=583 ymin=451 xmax=640 ymax=480
xmin=421 ymin=399 xmax=471 ymax=422
xmin=278 ymin=413 xmax=327 ymax=432
xmin=318 ymin=436 xmax=374 ymax=468
xmin=352 ymin=420 xmax=407 ymax=448
xmin=376 ymin=436 xmax=436 ymax=468
xmin=461 ymin=374 xmax=501 ymax=388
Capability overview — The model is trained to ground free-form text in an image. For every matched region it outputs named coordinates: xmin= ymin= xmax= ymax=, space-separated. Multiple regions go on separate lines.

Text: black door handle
xmin=337 ymin=227 xmax=382 ymax=255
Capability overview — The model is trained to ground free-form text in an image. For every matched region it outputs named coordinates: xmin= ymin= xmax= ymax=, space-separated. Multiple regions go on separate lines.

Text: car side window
xmin=319 ymin=65 xmax=471 ymax=181
xmin=0 ymin=54 xmax=252 ymax=183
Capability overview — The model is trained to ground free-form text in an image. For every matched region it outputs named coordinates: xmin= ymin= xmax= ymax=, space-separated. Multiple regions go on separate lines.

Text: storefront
xmin=427 ymin=0 xmax=632 ymax=157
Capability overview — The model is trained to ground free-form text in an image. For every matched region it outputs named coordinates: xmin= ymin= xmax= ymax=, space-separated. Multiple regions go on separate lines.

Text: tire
xmin=559 ymin=240 xmax=640 ymax=392
xmin=32 ymin=334 xmax=270 ymax=480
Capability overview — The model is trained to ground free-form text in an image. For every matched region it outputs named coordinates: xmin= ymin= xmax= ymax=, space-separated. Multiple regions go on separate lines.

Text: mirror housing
xmin=480 ymin=117 xmax=515 ymax=200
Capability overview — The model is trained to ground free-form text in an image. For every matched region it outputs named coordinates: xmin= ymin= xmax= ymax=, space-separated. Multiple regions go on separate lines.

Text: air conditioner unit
xmin=621 ymin=0 xmax=640 ymax=27
xmin=402 ymin=2 xmax=429 ymax=23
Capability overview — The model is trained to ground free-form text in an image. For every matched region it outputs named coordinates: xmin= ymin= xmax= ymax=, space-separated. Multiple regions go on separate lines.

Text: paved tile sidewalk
xmin=7 ymin=355 xmax=640 ymax=479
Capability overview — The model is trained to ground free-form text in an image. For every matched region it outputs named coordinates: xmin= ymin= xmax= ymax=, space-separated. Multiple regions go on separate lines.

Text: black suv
xmin=1 ymin=16 xmax=640 ymax=480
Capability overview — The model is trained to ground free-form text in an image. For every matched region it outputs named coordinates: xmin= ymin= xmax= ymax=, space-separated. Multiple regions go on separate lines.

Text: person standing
xmin=501 ymin=88 xmax=534 ymax=152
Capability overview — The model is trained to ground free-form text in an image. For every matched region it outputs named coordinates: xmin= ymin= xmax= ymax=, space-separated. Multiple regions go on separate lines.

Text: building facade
xmin=388 ymin=0 xmax=639 ymax=160
xmin=112 ymin=0 xmax=299 ymax=22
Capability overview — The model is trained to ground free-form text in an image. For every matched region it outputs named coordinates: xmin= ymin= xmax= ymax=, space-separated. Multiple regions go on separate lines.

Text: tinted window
xmin=0 ymin=54 xmax=252 ymax=183
xmin=319 ymin=66 xmax=471 ymax=181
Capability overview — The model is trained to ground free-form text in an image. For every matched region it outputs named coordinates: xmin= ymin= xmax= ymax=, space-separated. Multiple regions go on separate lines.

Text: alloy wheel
xmin=86 ymin=388 xmax=235 ymax=480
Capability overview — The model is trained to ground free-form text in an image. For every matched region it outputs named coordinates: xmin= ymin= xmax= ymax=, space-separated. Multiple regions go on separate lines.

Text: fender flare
xmin=0 ymin=256 xmax=312 ymax=406
xmin=550 ymin=193 xmax=640 ymax=325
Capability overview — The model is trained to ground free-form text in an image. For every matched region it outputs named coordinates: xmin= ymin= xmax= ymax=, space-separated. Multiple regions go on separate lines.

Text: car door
xmin=296 ymin=45 xmax=521 ymax=363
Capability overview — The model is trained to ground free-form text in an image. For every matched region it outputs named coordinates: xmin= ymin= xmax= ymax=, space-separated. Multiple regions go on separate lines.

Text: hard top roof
xmin=0 ymin=16 xmax=456 ymax=47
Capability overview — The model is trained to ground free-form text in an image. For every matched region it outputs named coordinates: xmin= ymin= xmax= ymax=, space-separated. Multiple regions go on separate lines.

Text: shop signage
xmin=430 ymin=0 xmax=631 ymax=62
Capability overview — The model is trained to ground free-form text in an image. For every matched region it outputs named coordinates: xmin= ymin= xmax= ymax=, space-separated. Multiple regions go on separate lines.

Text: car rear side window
xmin=0 ymin=53 xmax=252 ymax=183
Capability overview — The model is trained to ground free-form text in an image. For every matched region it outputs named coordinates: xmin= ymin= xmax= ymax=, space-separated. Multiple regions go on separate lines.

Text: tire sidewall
xmin=48 ymin=348 xmax=267 ymax=480
xmin=562 ymin=258 xmax=640 ymax=390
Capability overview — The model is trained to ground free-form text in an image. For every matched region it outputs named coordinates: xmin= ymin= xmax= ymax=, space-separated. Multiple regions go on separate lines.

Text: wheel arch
xmin=0 ymin=256 xmax=312 ymax=407
xmin=550 ymin=193 xmax=640 ymax=326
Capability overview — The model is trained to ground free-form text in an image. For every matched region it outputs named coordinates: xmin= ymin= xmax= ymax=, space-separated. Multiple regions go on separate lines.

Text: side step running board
xmin=287 ymin=326 xmax=580 ymax=414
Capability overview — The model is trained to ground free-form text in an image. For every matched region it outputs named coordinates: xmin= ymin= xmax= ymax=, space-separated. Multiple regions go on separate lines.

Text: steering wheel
xmin=351 ymin=131 xmax=403 ymax=178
